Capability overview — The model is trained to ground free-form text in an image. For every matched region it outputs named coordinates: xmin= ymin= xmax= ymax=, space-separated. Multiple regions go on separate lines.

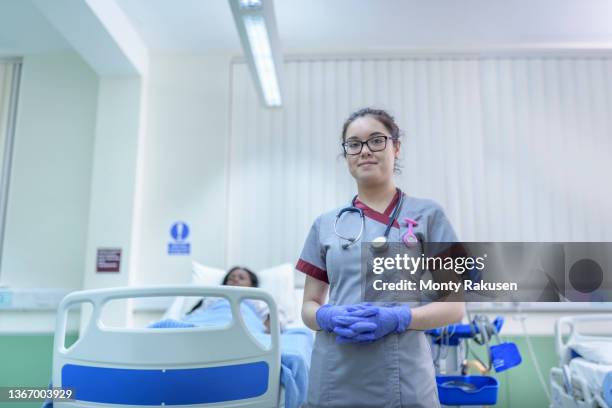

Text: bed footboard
xmin=52 ymin=285 xmax=281 ymax=407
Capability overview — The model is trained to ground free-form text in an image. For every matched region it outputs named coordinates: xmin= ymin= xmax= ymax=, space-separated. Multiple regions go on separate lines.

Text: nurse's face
xmin=225 ymin=269 xmax=253 ymax=287
xmin=343 ymin=116 xmax=400 ymax=185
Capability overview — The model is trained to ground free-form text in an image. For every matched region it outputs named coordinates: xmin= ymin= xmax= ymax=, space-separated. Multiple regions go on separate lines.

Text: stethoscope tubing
xmin=333 ymin=207 xmax=365 ymax=249
xmin=335 ymin=189 xmax=409 ymax=251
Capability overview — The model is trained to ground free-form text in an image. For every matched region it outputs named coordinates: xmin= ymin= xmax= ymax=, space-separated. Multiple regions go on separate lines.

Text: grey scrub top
xmin=296 ymin=192 xmax=458 ymax=408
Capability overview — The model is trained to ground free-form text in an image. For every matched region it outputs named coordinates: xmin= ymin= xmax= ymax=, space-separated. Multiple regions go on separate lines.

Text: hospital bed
xmin=52 ymin=285 xmax=291 ymax=407
xmin=551 ymin=315 xmax=612 ymax=408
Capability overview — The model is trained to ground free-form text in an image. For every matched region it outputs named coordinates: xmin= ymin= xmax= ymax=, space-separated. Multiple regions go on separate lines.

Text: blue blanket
xmin=276 ymin=327 xmax=313 ymax=408
xmin=604 ymin=371 xmax=612 ymax=408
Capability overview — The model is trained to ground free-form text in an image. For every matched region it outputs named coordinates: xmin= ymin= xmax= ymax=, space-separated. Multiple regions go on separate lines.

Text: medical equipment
xmin=51 ymin=285 xmax=304 ymax=408
xmin=334 ymin=188 xmax=405 ymax=251
xmin=427 ymin=315 xmax=521 ymax=406
xmin=551 ymin=314 xmax=612 ymax=408
xmin=470 ymin=316 xmax=521 ymax=373
xmin=436 ymin=376 xmax=499 ymax=406
xmin=489 ymin=341 xmax=521 ymax=372
xmin=442 ymin=380 xmax=479 ymax=391
xmin=402 ymin=217 xmax=419 ymax=247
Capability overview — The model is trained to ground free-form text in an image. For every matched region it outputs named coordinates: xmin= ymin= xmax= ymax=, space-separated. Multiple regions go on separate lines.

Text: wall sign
xmin=96 ymin=248 xmax=122 ymax=273
xmin=168 ymin=221 xmax=191 ymax=255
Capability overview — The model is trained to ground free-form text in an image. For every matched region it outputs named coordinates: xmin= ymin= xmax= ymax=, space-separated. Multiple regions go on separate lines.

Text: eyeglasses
xmin=342 ymin=135 xmax=390 ymax=155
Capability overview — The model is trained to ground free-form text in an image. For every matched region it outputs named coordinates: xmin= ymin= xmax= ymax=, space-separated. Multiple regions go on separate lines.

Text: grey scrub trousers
xmin=296 ymin=192 xmax=458 ymax=408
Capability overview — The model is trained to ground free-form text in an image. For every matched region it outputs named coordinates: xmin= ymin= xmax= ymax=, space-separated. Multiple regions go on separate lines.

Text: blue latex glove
xmin=315 ymin=304 xmax=377 ymax=332
xmin=332 ymin=304 xmax=412 ymax=344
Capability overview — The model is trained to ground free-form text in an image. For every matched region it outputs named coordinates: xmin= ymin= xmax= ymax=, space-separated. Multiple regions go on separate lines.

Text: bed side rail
xmin=555 ymin=314 xmax=612 ymax=366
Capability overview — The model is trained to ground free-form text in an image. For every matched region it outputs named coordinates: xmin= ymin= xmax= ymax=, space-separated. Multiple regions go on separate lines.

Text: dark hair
xmin=187 ymin=266 xmax=259 ymax=315
xmin=222 ymin=266 xmax=259 ymax=287
xmin=341 ymin=107 xmax=403 ymax=174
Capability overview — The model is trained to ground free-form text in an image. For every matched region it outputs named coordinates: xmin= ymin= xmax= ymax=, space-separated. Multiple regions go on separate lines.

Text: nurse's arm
xmin=301 ymin=275 xmax=329 ymax=331
xmin=408 ymin=301 xmax=465 ymax=331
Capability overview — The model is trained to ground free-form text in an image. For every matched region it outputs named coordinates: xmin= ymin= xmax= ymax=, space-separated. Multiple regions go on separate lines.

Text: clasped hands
xmin=316 ymin=303 xmax=412 ymax=344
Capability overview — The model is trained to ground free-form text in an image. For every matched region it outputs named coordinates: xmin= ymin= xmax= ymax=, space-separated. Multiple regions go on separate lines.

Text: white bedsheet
xmin=572 ymin=341 xmax=612 ymax=364
xmin=569 ymin=357 xmax=612 ymax=393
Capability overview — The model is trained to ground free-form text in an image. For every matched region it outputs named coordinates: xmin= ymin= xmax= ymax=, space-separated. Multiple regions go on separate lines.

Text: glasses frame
xmin=342 ymin=135 xmax=391 ymax=156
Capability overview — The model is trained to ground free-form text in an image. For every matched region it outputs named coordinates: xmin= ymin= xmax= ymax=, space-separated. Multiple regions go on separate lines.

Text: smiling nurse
xmin=297 ymin=108 xmax=465 ymax=408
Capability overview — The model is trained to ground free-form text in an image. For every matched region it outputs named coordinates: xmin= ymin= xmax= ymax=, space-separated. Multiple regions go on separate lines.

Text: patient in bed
xmin=151 ymin=266 xmax=286 ymax=332
xmin=186 ymin=266 xmax=275 ymax=332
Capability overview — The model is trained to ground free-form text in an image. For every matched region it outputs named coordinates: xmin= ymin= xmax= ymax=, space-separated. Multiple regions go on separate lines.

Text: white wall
xmin=227 ymin=56 xmax=612 ymax=280
xmin=0 ymin=53 xmax=98 ymax=332
xmin=0 ymin=52 xmax=234 ymax=330
xmin=80 ymin=75 xmax=146 ymax=328
xmin=1 ymin=53 xmax=98 ymax=288
xmin=133 ymin=53 xmax=232 ymax=286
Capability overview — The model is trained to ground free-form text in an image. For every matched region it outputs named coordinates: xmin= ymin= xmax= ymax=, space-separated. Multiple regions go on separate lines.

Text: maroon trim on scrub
xmin=353 ymin=189 xmax=402 ymax=228
xmin=296 ymin=258 xmax=329 ymax=284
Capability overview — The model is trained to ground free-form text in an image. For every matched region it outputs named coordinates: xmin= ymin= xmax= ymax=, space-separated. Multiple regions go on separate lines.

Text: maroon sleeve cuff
xmin=296 ymin=259 xmax=329 ymax=284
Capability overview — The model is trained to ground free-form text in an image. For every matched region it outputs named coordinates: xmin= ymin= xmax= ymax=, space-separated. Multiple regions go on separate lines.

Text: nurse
xmin=297 ymin=108 xmax=465 ymax=408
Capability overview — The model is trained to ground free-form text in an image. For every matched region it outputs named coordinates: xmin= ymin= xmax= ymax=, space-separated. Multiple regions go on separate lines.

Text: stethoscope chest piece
xmin=370 ymin=236 xmax=389 ymax=253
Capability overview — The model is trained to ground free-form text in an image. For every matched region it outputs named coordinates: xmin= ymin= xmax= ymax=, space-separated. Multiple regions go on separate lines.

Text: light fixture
xmin=239 ymin=0 xmax=262 ymax=9
xmin=229 ymin=0 xmax=283 ymax=107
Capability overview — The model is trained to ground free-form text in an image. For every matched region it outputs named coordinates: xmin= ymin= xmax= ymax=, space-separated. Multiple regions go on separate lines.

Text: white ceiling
xmin=0 ymin=0 xmax=71 ymax=56
xmin=2 ymin=0 xmax=612 ymax=56
xmin=116 ymin=0 xmax=612 ymax=53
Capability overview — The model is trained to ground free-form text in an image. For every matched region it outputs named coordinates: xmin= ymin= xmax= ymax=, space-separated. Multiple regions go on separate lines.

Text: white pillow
xmin=162 ymin=262 xmax=225 ymax=320
xmin=571 ymin=341 xmax=612 ymax=364
xmin=257 ymin=263 xmax=297 ymax=323
xmin=192 ymin=262 xmax=227 ymax=286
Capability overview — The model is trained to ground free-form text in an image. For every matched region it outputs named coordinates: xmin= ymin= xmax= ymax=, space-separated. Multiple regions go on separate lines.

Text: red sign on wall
xmin=96 ymin=248 xmax=121 ymax=273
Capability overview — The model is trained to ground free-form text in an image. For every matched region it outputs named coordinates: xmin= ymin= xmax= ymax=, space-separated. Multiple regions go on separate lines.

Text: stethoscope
xmin=334 ymin=189 xmax=420 ymax=252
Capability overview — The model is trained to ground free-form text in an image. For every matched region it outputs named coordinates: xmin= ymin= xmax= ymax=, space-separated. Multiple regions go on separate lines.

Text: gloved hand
xmin=332 ymin=304 xmax=412 ymax=344
xmin=315 ymin=304 xmax=377 ymax=332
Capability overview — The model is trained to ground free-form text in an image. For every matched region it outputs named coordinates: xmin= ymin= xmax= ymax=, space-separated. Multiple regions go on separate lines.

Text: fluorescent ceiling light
xmin=243 ymin=15 xmax=281 ymax=107
xmin=229 ymin=0 xmax=283 ymax=108
xmin=239 ymin=0 xmax=262 ymax=9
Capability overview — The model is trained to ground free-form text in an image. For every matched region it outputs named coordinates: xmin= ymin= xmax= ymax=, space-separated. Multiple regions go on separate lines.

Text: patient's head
xmin=222 ymin=266 xmax=259 ymax=288
xmin=186 ymin=266 xmax=260 ymax=316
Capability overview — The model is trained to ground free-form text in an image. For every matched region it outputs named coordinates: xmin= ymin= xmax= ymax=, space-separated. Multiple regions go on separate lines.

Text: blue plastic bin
xmin=437 ymin=375 xmax=499 ymax=406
